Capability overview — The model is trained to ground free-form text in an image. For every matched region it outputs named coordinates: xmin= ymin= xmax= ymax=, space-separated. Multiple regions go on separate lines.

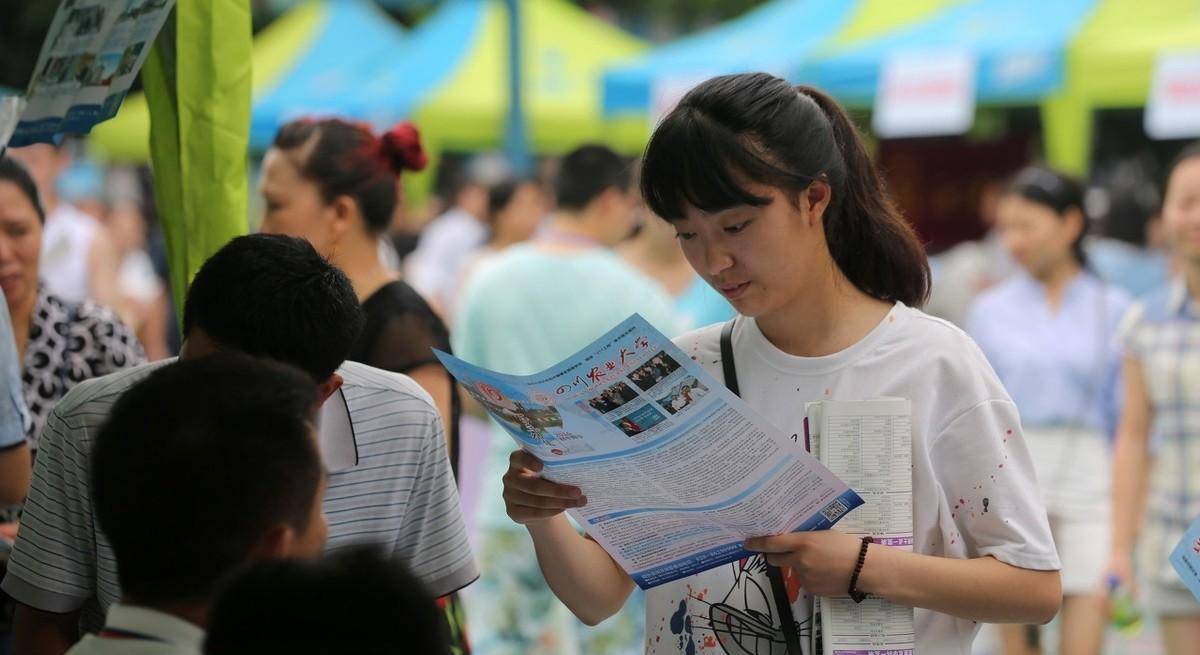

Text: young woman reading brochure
xmin=500 ymin=73 xmax=1063 ymax=654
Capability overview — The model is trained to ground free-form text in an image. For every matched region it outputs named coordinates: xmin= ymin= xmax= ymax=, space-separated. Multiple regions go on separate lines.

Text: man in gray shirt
xmin=4 ymin=235 xmax=477 ymax=654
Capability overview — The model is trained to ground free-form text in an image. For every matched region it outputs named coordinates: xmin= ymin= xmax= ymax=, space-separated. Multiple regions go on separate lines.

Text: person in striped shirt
xmin=3 ymin=234 xmax=477 ymax=655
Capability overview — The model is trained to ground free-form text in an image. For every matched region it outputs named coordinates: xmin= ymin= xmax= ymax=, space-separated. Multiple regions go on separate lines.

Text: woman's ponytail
xmin=796 ymin=86 xmax=930 ymax=306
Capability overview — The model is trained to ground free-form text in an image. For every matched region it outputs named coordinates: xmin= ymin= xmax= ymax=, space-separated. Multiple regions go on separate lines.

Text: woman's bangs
xmin=641 ymin=108 xmax=773 ymax=221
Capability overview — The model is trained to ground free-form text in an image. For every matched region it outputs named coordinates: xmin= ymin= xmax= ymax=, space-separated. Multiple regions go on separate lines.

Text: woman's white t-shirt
xmin=645 ymin=303 xmax=1060 ymax=655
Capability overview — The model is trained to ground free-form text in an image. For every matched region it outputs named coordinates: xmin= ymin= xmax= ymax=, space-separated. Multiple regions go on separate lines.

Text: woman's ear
xmin=327 ymin=195 xmax=357 ymax=243
xmin=1063 ymin=206 xmax=1086 ymax=241
xmin=247 ymin=524 xmax=297 ymax=560
xmin=803 ymin=180 xmax=832 ymax=227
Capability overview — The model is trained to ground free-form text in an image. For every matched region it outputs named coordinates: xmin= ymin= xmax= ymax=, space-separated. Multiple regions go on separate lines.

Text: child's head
xmin=204 ymin=547 xmax=448 ymax=655
xmin=92 ymin=353 xmax=328 ymax=608
xmin=640 ymin=73 xmax=929 ymax=317
xmin=1163 ymin=142 xmax=1200 ymax=265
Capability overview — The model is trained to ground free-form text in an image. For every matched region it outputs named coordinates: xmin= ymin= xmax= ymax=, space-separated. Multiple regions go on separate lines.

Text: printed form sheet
xmin=809 ymin=399 xmax=916 ymax=655
xmin=436 ymin=314 xmax=862 ymax=588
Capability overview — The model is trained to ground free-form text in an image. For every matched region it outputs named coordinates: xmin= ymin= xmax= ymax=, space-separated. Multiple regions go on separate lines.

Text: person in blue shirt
xmin=968 ymin=166 xmax=1130 ymax=655
xmin=454 ymin=145 xmax=680 ymax=655
xmin=0 ymin=286 xmax=30 ymax=509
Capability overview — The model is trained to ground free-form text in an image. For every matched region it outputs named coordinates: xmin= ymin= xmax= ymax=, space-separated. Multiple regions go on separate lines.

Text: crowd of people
xmin=0 ymin=70 xmax=1197 ymax=655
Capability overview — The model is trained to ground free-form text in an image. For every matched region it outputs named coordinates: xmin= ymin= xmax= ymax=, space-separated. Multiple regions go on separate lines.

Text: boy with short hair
xmin=67 ymin=353 xmax=328 ymax=655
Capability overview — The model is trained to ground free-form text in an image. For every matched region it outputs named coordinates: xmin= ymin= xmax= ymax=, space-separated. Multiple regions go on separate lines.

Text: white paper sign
xmin=873 ymin=50 xmax=976 ymax=138
xmin=1146 ymin=52 xmax=1200 ymax=140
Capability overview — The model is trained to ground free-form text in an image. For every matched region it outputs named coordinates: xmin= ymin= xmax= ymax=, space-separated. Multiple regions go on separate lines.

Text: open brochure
xmin=808 ymin=399 xmax=916 ymax=655
xmin=9 ymin=0 xmax=175 ymax=148
xmin=435 ymin=314 xmax=863 ymax=588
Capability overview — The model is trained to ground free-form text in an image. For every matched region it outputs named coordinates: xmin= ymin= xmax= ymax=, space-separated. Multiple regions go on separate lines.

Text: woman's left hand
xmin=745 ymin=530 xmax=866 ymax=597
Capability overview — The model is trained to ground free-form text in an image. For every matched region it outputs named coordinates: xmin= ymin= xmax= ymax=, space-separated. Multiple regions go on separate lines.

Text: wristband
xmin=847 ymin=536 xmax=874 ymax=603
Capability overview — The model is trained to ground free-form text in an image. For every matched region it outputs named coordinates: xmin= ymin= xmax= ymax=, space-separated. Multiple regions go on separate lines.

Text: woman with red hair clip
xmin=259 ymin=118 xmax=473 ymax=653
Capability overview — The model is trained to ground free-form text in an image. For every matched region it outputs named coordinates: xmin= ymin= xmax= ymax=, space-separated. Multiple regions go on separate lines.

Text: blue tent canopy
xmin=797 ymin=0 xmax=1098 ymax=106
xmin=250 ymin=0 xmax=408 ymax=149
xmin=337 ymin=0 xmax=480 ymax=129
xmin=602 ymin=0 xmax=859 ymax=116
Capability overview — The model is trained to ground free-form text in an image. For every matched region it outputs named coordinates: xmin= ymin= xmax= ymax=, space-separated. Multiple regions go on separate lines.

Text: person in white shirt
xmin=65 ymin=353 xmax=329 ymax=655
xmin=6 ymin=144 xmax=119 ymax=307
xmin=499 ymin=73 xmax=1062 ymax=655
xmin=406 ymin=154 xmax=510 ymax=313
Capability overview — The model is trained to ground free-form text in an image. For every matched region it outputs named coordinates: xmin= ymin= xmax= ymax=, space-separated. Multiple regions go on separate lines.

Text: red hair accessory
xmin=380 ymin=122 xmax=428 ymax=173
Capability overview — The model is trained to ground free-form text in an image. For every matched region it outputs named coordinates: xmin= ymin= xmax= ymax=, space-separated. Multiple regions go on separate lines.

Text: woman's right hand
xmin=502 ymin=449 xmax=587 ymax=525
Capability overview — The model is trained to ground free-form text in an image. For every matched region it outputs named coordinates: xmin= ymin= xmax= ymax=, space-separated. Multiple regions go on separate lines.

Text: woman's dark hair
xmin=557 ymin=144 xmax=631 ymax=212
xmin=640 ymin=73 xmax=929 ymax=306
xmin=487 ymin=178 xmax=525 ymax=223
xmin=273 ymin=118 xmax=428 ymax=234
xmin=1169 ymin=141 xmax=1200 ymax=181
xmin=0 ymin=156 xmax=45 ymax=223
xmin=1006 ymin=165 xmax=1088 ymax=266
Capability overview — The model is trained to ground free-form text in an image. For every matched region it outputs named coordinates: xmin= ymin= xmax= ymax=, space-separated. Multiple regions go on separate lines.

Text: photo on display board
xmin=65 ymin=6 xmax=106 ymax=38
xmin=39 ymin=57 xmax=76 ymax=85
xmin=116 ymin=42 xmax=145 ymax=76
xmin=121 ymin=0 xmax=170 ymax=21
xmin=78 ymin=54 xmax=120 ymax=87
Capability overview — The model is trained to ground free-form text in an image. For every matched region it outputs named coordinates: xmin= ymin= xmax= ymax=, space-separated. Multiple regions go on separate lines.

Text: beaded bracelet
xmin=847 ymin=536 xmax=874 ymax=603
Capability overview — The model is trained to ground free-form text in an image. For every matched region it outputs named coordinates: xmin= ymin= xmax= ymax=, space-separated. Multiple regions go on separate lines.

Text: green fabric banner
xmin=144 ymin=1 xmax=251 ymax=320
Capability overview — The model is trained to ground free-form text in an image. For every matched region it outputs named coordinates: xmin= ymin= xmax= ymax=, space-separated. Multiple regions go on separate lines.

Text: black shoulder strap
xmin=718 ymin=319 xmax=802 ymax=655
xmin=720 ymin=319 xmax=740 ymax=397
